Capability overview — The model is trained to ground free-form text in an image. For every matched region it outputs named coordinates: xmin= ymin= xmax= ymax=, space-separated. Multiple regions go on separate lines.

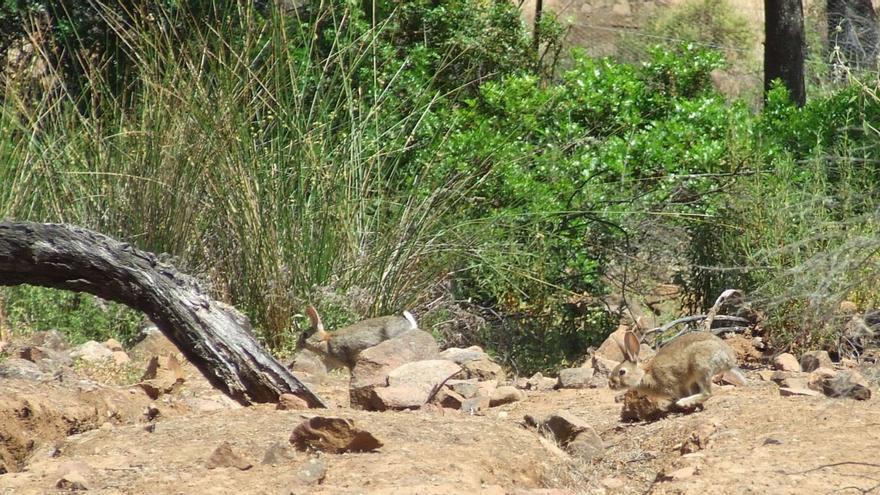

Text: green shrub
xmin=686 ymin=82 xmax=880 ymax=351
xmin=1 ymin=286 xmax=141 ymax=345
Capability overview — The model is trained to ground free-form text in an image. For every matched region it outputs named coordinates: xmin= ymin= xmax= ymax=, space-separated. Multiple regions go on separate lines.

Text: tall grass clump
xmin=0 ymin=0 xmax=537 ymax=349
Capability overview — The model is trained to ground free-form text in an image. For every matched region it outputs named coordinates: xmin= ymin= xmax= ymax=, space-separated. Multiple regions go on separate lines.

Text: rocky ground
xmin=1 ymin=322 xmax=879 ymax=495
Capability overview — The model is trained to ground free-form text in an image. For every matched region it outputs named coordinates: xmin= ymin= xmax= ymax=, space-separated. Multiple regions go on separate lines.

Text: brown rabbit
xmin=608 ymin=330 xmax=744 ymax=409
xmin=302 ymin=305 xmax=418 ymax=369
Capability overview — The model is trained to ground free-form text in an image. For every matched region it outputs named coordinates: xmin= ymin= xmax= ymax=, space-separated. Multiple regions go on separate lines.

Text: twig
xmin=703 ymin=289 xmax=742 ymax=332
xmin=642 ymin=315 xmax=751 ymax=340
xmin=778 ymin=461 xmax=880 ymax=476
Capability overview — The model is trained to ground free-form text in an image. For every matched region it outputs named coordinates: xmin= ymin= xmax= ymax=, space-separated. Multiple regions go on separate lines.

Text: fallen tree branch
xmin=0 ymin=221 xmax=326 ymax=408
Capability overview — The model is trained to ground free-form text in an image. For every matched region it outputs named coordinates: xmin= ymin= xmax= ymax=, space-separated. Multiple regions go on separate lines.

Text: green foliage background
xmin=1 ymin=0 xmax=879 ymax=372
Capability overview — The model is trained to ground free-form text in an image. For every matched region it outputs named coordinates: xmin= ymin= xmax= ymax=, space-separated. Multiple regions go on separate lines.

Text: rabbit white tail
xmin=725 ymin=367 xmax=748 ymax=387
xmin=403 ymin=310 xmax=418 ymax=330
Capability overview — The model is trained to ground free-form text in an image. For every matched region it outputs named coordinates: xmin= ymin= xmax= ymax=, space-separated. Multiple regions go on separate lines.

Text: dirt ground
xmin=2 ymin=357 xmax=879 ymax=495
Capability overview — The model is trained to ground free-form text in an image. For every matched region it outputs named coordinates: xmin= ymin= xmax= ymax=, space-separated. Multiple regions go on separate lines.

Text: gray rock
xmin=567 ymin=429 xmax=604 ymax=460
xmin=821 ymin=371 xmax=872 ymax=400
xmin=594 ymin=326 xmax=655 ymax=364
xmin=433 ymin=387 xmax=466 ymax=409
xmin=262 ymin=441 xmax=296 ymax=465
xmin=591 ymin=355 xmax=619 ymax=378
xmin=445 ymin=379 xmax=481 ymax=399
xmin=556 ymin=367 xmax=594 ymax=389
xmin=456 ymin=358 xmax=505 ymax=383
xmin=367 ymin=359 xmax=461 ymax=411
xmin=28 ymin=330 xmax=70 ymax=351
xmin=70 ymin=341 xmax=114 ymax=362
xmin=527 ymin=372 xmax=557 ymax=391
xmin=205 ymin=441 xmax=253 ymax=470
xmin=540 ymin=411 xmax=604 ymax=460
xmin=438 ymin=345 xmax=490 ymax=364
xmin=800 ymin=350 xmax=833 ymax=373
xmin=0 ymin=357 xmax=52 ymax=381
xmin=296 ymin=457 xmax=327 ymax=485
xmin=461 ymin=395 xmax=491 ymax=415
xmin=541 ymin=410 xmax=594 ymax=445
xmin=288 ymin=348 xmax=328 ymax=380
xmin=349 ymin=329 xmax=439 ymax=409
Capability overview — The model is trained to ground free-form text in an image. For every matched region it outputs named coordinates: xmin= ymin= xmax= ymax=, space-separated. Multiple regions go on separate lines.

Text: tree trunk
xmin=533 ymin=0 xmax=544 ymax=53
xmin=0 ymin=221 xmax=326 ymax=408
xmin=764 ymin=0 xmax=807 ymax=106
xmin=827 ymin=0 xmax=880 ymax=72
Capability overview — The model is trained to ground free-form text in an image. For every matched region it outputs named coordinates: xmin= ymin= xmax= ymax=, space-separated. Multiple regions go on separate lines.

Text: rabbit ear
xmin=306 ymin=305 xmax=328 ymax=341
xmin=623 ymin=331 xmax=640 ymax=363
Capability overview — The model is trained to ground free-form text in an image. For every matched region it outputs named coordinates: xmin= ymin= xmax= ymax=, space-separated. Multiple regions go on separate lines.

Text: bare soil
xmin=2 ymin=357 xmax=879 ymax=495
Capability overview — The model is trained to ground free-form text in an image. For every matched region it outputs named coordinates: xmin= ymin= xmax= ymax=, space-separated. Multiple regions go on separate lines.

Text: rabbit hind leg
xmin=675 ymin=377 xmax=711 ymax=408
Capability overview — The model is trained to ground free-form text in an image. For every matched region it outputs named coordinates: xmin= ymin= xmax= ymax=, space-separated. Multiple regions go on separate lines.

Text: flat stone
xmin=0 ymin=357 xmax=50 ymax=381
xmin=779 ymin=387 xmax=820 ymax=397
xmin=489 ymin=386 xmax=525 ymax=407
xmin=139 ymin=355 xmax=185 ymax=397
xmin=477 ymin=380 xmax=498 ymax=397
xmin=756 ymin=370 xmax=776 ymax=382
xmin=53 ymin=462 xmax=94 ymax=491
xmin=130 ymin=326 xmax=182 ymax=358
xmin=28 ymin=330 xmax=70 ymax=351
xmin=679 ymin=421 xmax=718 ymax=454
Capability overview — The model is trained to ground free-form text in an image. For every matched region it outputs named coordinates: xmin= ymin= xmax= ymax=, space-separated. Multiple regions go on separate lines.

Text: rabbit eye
xmin=618 ymin=369 xmax=626 ymax=376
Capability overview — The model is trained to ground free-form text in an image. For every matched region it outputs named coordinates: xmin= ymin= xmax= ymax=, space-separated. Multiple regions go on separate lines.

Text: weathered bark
xmin=533 ymin=0 xmax=544 ymax=53
xmin=765 ymin=0 xmax=807 ymax=106
xmin=827 ymin=0 xmax=879 ymax=72
xmin=0 ymin=221 xmax=326 ymax=408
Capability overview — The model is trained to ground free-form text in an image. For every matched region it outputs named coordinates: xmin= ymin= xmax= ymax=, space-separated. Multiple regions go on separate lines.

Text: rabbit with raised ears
xmin=608 ymin=330 xmax=745 ymax=409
